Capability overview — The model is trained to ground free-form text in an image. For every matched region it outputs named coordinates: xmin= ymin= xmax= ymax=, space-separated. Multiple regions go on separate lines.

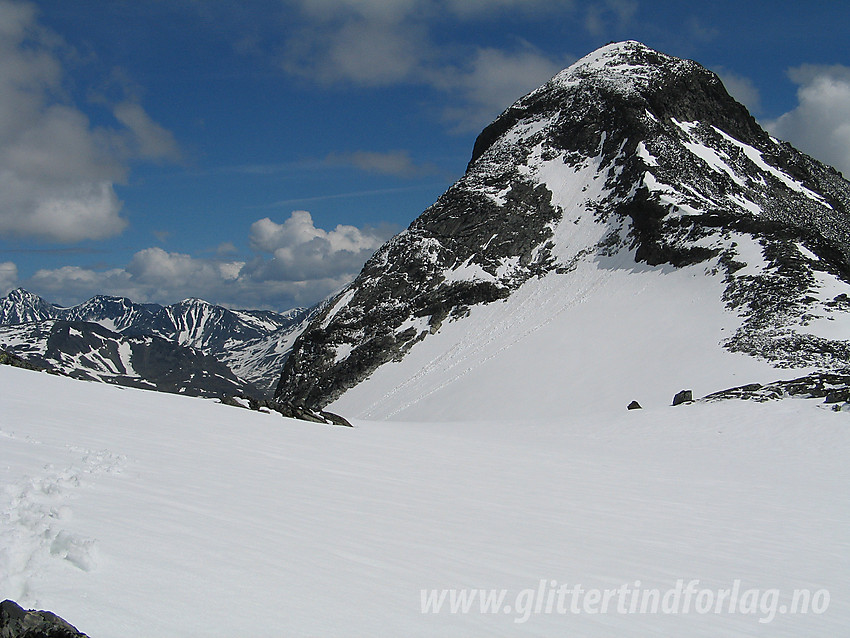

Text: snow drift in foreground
xmin=1 ymin=365 xmax=848 ymax=637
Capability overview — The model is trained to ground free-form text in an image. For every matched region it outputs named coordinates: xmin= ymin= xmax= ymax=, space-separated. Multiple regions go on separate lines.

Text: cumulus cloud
xmin=29 ymin=264 xmax=132 ymax=296
xmin=124 ymin=247 xmax=242 ymax=288
xmin=29 ymin=250 xmax=249 ymax=307
xmin=0 ymin=0 xmax=179 ymax=243
xmin=247 ymin=210 xmax=386 ymax=281
xmin=0 ymin=261 xmax=17 ymax=294
xmin=25 ymin=211 xmax=392 ymax=310
xmin=765 ymin=65 xmax=850 ymax=177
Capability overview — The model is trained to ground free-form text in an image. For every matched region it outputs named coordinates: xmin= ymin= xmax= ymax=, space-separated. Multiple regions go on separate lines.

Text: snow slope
xmin=330 ymin=252 xmax=804 ymax=421
xmin=1 ymin=365 xmax=847 ymax=637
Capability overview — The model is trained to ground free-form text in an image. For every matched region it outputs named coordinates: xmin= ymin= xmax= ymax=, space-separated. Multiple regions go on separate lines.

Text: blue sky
xmin=1 ymin=0 xmax=849 ymax=311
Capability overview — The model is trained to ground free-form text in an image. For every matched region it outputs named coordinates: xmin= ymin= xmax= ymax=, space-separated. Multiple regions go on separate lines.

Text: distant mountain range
xmin=0 ymin=288 xmax=316 ymax=397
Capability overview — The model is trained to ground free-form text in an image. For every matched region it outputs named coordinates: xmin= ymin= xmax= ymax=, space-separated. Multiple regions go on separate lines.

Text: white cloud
xmin=443 ymin=0 xmax=562 ymax=18
xmin=29 ymin=250 xmax=249 ymax=307
xmin=0 ymin=173 xmax=127 ymax=243
xmin=247 ymin=210 xmax=386 ymax=281
xmin=25 ymin=211 xmax=391 ymax=310
xmin=293 ymin=0 xmax=420 ymax=22
xmin=216 ymin=241 xmax=239 ymax=255
xmin=125 ymin=248 xmax=239 ymax=288
xmin=584 ymin=0 xmax=637 ymax=36
xmin=765 ymin=65 xmax=850 ymax=177
xmin=292 ymin=0 xmax=559 ymax=22
xmin=0 ymin=0 xmax=179 ymax=243
xmin=281 ymin=2 xmax=429 ymax=86
xmin=0 ymin=261 xmax=17 ymax=294
xmin=30 ymin=264 xmax=130 ymax=292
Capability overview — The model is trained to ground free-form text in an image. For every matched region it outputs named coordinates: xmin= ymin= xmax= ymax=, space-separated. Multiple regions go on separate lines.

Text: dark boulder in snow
xmin=627 ymin=400 xmax=642 ymax=410
xmin=672 ymin=390 xmax=693 ymax=406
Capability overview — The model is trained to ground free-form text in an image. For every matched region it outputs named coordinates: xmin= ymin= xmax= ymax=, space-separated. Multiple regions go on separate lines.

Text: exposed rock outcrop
xmin=0 ymin=600 xmax=88 ymax=638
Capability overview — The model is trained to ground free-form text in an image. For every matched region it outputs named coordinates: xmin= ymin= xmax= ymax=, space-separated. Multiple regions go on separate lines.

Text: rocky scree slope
xmin=276 ymin=40 xmax=850 ymax=410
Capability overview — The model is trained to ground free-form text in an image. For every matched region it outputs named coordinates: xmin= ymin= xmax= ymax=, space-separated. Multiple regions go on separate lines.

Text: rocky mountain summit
xmin=275 ymin=41 xmax=850 ymax=413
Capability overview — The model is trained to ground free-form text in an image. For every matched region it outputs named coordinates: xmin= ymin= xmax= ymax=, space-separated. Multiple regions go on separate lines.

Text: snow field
xmin=1 ymin=364 xmax=848 ymax=637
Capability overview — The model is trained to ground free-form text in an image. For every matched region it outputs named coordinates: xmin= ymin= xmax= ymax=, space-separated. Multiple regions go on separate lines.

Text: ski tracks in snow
xmin=0 ymin=428 xmax=125 ymax=601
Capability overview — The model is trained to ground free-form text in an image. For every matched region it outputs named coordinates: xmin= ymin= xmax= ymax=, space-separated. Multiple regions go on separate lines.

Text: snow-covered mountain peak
xmin=276 ymin=41 xmax=850 ymax=418
xmin=549 ymin=40 xmax=688 ymax=93
xmin=5 ymin=287 xmax=44 ymax=303
xmin=0 ymin=288 xmax=56 ymax=324
xmin=175 ymin=297 xmax=213 ymax=307
xmin=469 ymin=40 xmax=762 ymax=175
xmin=62 ymin=295 xmax=159 ymax=333
xmin=3 ymin=288 xmax=49 ymax=309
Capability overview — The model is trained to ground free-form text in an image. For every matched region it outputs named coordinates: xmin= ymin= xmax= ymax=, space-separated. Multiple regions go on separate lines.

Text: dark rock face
xmin=627 ymin=400 xmax=642 ymax=410
xmin=0 ymin=600 xmax=88 ymax=638
xmin=0 ymin=349 xmax=43 ymax=372
xmin=220 ymin=395 xmax=353 ymax=427
xmin=701 ymin=372 xmax=850 ymax=406
xmin=275 ymin=40 xmax=850 ymax=410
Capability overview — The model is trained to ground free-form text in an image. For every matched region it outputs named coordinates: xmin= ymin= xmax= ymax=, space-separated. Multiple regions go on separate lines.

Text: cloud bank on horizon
xmin=1 ymin=0 xmax=849 ymax=310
